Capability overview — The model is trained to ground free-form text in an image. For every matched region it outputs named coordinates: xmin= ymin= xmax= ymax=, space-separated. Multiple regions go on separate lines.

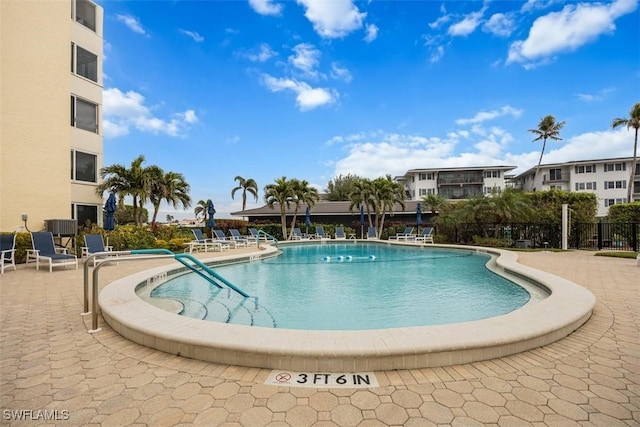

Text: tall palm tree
xmin=194 ymin=199 xmax=211 ymax=224
xmin=96 ymin=155 xmax=155 ymax=226
xmin=264 ymin=177 xmax=294 ymax=239
xmin=371 ymin=175 xmax=405 ymax=237
xmin=288 ymin=179 xmax=320 ymax=239
xmin=612 ymin=102 xmax=640 ymax=202
xmin=422 ymin=193 xmax=446 ymax=214
xmin=149 ymin=169 xmax=192 ymax=226
xmin=528 ymin=115 xmax=566 ymax=181
xmin=348 ymin=178 xmax=375 ymax=228
xmin=231 ymin=176 xmax=259 ymax=211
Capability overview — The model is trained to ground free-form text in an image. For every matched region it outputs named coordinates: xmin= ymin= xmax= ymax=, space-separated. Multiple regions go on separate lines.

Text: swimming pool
xmin=100 ymin=242 xmax=596 ymax=371
xmin=146 ymin=243 xmax=533 ymax=330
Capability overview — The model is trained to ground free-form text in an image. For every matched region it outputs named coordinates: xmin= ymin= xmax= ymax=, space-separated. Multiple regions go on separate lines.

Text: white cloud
xmin=364 ymin=24 xmax=378 ymax=42
xmin=575 ymin=87 xmax=615 ymax=103
xmin=447 ymin=6 xmax=487 ymax=37
xmin=456 ymin=105 xmax=523 ymax=125
xmin=507 ymin=0 xmax=637 ymax=66
xmin=248 ymin=0 xmax=283 ymax=16
xmin=261 ymin=75 xmax=337 ymax=111
xmin=483 ymin=13 xmax=516 ymax=37
xmin=289 ymin=43 xmax=321 ymax=76
xmin=240 ymin=43 xmax=277 ymax=62
xmin=430 ymin=45 xmax=445 ymax=63
xmin=521 ymin=0 xmax=563 ymax=13
xmin=116 ymin=14 xmax=147 ymax=36
xmin=428 ymin=14 xmax=451 ymax=30
xmin=296 ymin=0 xmax=366 ymax=38
xmin=330 ymin=63 xmax=352 ymax=83
xmin=103 ymin=88 xmax=198 ymax=138
xmin=179 ymin=29 xmax=204 ymax=42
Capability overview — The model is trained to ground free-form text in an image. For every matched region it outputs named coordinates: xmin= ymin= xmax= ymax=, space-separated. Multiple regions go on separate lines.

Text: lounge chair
xmin=315 ymin=226 xmax=330 ymax=240
xmin=249 ymin=228 xmax=272 ymax=242
xmin=27 ymin=232 xmax=78 ymax=272
xmin=334 ymin=226 xmax=346 ymax=240
xmin=229 ymin=229 xmax=254 ymax=246
xmin=389 ymin=227 xmax=415 ymax=241
xmin=414 ymin=227 xmax=435 ymax=244
xmin=291 ymin=228 xmax=309 ymax=240
xmin=213 ymin=229 xmax=240 ymax=248
xmin=82 ymin=234 xmax=115 ymax=266
xmin=187 ymin=229 xmax=223 ymax=253
xmin=366 ymin=226 xmax=378 ymax=239
xmin=1 ymin=234 xmax=16 ymax=274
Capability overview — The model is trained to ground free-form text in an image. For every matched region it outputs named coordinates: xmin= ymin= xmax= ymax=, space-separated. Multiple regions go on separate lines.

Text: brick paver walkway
xmin=1 ymin=249 xmax=638 ymax=426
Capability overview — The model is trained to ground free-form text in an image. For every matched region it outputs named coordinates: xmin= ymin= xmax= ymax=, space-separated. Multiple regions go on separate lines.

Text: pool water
xmin=147 ymin=243 xmax=531 ymax=330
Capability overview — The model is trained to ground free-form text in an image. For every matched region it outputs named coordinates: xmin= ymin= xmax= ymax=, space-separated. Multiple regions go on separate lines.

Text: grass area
xmin=594 ymin=251 xmax=638 ymax=259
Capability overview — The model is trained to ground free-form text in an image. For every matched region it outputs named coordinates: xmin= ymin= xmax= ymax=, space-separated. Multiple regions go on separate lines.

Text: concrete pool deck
xmin=1 ymin=248 xmax=638 ymax=425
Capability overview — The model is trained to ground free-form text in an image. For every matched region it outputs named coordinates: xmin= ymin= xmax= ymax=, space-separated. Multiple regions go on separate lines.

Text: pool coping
xmin=99 ymin=242 xmax=596 ymax=372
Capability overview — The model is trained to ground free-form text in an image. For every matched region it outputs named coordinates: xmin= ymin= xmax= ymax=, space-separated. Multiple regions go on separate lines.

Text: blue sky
xmin=99 ymin=0 xmax=639 ymax=219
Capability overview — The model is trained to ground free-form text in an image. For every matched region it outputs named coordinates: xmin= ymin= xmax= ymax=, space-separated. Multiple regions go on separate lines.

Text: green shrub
xmin=472 ymin=235 xmax=512 ymax=248
xmin=594 ymin=251 xmax=638 ymax=259
xmin=107 ymin=225 xmax=157 ymax=251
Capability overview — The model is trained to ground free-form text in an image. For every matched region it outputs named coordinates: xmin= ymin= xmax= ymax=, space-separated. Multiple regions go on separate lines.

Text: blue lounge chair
xmin=315 ymin=226 xmax=330 ymax=240
xmin=187 ymin=229 xmax=222 ymax=253
xmin=229 ymin=229 xmax=254 ymax=246
xmin=390 ymin=227 xmax=415 ymax=241
xmin=1 ymin=234 xmax=16 ymax=274
xmin=213 ymin=229 xmax=239 ymax=248
xmin=335 ymin=226 xmax=346 ymax=240
xmin=366 ymin=227 xmax=378 ymax=239
xmin=82 ymin=234 xmax=115 ymax=266
xmin=291 ymin=228 xmax=309 ymax=240
xmin=27 ymin=232 xmax=78 ymax=272
xmin=414 ymin=227 xmax=435 ymax=244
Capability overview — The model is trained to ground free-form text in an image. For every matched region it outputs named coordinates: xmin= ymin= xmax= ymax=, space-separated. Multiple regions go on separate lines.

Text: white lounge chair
xmin=389 ymin=227 xmax=415 ymax=241
xmin=1 ymin=234 xmax=16 ymax=274
xmin=27 ymin=232 xmax=78 ymax=272
xmin=291 ymin=228 xmax=310 ymax=240
xmin=335 ymin=227 xmax=347 ymax=240
xmin=366 ymin=227 xmax=378 ymax=240
xmin=414 ymin=227 xmax=435 ymax=244
xmin=315 ymin=226 xmax=330 ymax=240
xmin=229 ymin=229 xmax=255 ymax=246
xmin=187 ymin=229 xmax=223 ymax=253
xmin=82 ymin=234 xmax=115 ymax=266
xmin=213 ymin=229 xmax=239 ymax=248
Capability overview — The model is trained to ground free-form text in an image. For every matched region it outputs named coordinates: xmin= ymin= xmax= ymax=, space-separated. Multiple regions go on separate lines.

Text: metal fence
xmin=451 ymin=222 xmax=639 ymax=252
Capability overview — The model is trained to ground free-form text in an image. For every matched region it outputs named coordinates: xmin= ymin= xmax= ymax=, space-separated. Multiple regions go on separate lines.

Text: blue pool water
xmin=146 ymin=243 xmax=531 ymax=330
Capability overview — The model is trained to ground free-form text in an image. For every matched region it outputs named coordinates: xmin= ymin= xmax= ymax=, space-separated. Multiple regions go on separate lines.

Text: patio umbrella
xmin=103 ymin=192 xmax=116 ymax=247
xmin=207 ymin=200 xmax=216 ymax=228
xmin=416 ymin=202 xmax=423 ymax=234
xmin=305 ymin=206 xmax=311 ymax=234
xmin=360 ymin=205 xmax=365 ymax=239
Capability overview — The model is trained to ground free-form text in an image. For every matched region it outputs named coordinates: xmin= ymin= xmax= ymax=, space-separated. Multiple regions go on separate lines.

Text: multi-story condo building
xmin=396 ymin=166 xmax=517 ymax=200
xmin=1 ymin=0 xmax=104 ymax=232
xmin=511 ymin=157 xmax=640 ymax=217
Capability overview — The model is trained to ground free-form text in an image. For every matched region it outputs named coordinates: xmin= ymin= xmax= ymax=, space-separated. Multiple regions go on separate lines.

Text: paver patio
xmin=0 ymin=248 xmax=638 ymax=426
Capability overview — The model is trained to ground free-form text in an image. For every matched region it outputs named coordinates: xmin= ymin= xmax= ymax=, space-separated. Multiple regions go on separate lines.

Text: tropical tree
xmin=288 ymin=179 xmax=320 ymax=239
xmin=165 ymin=214 xmax=175 ymax=223
xmin=96 ymin=154 xmax=157 ymax=226
xmin=370 ymin=175 xmax=406 ymax=238
xmin=231 ymin=176 xmax=259 ymax=211
xmin=148 ymin=169 xmax=191 ymax=226
xmin=264 ymin=177 xmax=294 ymax=239
xmin=348 ymin=178 xmax=375 ymax=228
xmin=528 ymin=115 xmax=566 ymax=180
xmin=611 ymin=102 xmax=640 ymax=202
xmin=194 ymin=199 xmax=211 ymax=224
xmin=325 ymin=173 xmax=362 ymax=201
xmin=422 ymin=193 xmax=447 ymax=214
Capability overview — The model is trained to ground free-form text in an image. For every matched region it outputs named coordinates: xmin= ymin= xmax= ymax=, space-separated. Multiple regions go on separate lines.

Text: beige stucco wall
xmin=0 ymin=0 xmax=103 ymax=232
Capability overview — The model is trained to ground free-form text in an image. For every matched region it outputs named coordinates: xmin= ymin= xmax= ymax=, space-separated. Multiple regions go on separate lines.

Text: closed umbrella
xmin=416 ymin=202 xmax=423 ymax=234
xmin=103 ymin=192 xmax=116 ymax=247
xmin=207 ymin=200 xmax=216 ymax=228
xmin=305 ymin=206 xmax=311 ymax=234
xmin=360 ymin=205 xmax=365 ymax=239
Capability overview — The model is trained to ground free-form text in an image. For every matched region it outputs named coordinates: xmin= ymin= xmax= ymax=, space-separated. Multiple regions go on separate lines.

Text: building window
xmin=418 ymin=173 xmax=426 ymax=181
xmin=575 ymin=182 xmax=597 ymax=191
xmin=549 ymin=168 xmax=562 ymax=181
xmin=419 ymin=189 xmax=427 ymax=196
xmin=71 ymin=150 xmax=97 ymax=183
xmin=75 ymin=0 xmax=96 ymax=31
xmin=575 ymin=164 xmax=596 ymax=173
xmin=604 ymin=198 xmax=627 ymax=207
xmin=604 ymin=163 xmax=626 ymax=172
xmin=427 ymin=173 xmax=435 ymax=180
xmin=427 ymin=188 xmax=435 ymax=195
xmin=550 ymin=184 xmax=563 ymax=190
xmin=73 ymin=204 xmax=98 ymax=228
xmin=71 ymin=96 xmax=98 ymax=133
xmin=604 ymin=181 xmax=627 ymax=189
xmin=72 ymin=43 xmax=98 ymax=82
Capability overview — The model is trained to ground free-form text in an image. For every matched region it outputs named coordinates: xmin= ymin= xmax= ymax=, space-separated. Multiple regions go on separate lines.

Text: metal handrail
xmin=256 ymin=230 xmax=278 ymax=248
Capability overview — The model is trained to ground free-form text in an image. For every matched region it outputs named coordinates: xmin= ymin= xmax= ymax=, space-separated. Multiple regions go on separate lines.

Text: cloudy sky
xmin=99 ymin=0 xmax=639 ymax=219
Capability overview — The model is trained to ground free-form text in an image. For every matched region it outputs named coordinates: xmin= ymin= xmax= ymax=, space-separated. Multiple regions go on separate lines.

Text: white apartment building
xmin=396 ymin=166 xmax=517 ymax=200
xmin=511 ymin=157 xmax=640 ymax=217
xmin=1 ymin=0 xmax=104 ymax=232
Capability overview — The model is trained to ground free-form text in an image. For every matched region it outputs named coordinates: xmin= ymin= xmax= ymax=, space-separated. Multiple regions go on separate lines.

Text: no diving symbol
xmin=275 ymin=372 xmax=292 ymax=383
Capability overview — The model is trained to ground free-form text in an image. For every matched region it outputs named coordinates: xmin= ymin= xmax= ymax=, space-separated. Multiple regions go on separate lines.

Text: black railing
xmin=571 ymin=222 xmax=638 ymax=252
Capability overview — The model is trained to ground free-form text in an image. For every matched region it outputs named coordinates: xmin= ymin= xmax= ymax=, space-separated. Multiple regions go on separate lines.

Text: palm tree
xmin=612 ymin=102 xmax=640 ymax=202
xmin=371 ymin=175 xmax=405 ymax=237
xmin=165 ymin=214 xmax=175 ymax=223
xmin=422 ymin=193 xmax=447 ymax=214
xmin=194 ymin=199 xmax=211 ymax=224
xmin=528 ymin=115 xmax=566 ymax=181
xmin=348 ymin=178 xmax=375 ymax=228
xmin=288 ymin=179 xmax=320 ymax=239
xmin=96 ymin=154 xmax=156 ymax=226
xmin=149 ymin=169 xmax=192 ymax=226
xmin=231 ymin=176 xmax=259 ymax=211
xmin=264 ymin=177 xmax=294 ymax=239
